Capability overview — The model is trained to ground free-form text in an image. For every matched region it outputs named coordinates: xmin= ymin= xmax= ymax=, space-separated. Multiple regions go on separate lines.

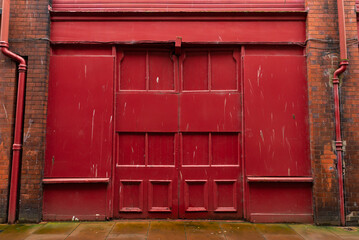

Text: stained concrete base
xmin=0 ymin=221 xmax=359 ymax=240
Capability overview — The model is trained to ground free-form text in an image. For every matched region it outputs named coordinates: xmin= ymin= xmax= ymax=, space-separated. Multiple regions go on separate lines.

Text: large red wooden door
xmin=114 ymin=47 xmax=242 ymax=219
xmin=114 ymin=48 xmax=180 ymax=218
xmin=178 ymin=49 xmax=242 ymax=218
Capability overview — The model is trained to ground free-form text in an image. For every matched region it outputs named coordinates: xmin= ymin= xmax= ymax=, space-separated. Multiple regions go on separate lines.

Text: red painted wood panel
xmin=244 ymin=55 xmax=310 ymax=177
xmin=51 ymin=20 xmax=306 ymax=43
xmin=248 ymin=183 xmax=312 ymax=223
xmin=180 ymin=93 xmax=241 ymax=132
xmin=43 ymin=184 xmax=107 ymax=221
xmin=45 ymin=56 xmax=114 ymax=178
xmin=116 ymin=93 xmax=178 ymax=132
xmin=51 ymin=0 xmax=305 ymax=11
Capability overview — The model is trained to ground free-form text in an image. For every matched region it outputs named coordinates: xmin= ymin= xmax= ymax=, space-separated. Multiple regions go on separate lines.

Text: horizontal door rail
xmin=247 ymin=177 xmax=313 ymax=183
xmin=43 ymin=178 xmax=110 ymax=184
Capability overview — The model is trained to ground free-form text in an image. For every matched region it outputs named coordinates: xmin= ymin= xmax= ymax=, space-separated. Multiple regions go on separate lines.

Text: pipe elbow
xmin=333 ymin=60 xmax=349 ymax=80
xmin=0 ymin=41 xmax=27 ymax=69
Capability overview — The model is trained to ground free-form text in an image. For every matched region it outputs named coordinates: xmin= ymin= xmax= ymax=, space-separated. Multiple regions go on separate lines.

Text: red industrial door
xmin=114 ymin=47 xmax=242 ymax=219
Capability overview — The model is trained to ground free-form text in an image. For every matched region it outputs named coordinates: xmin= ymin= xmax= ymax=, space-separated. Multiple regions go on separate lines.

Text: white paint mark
xmin=288 ymin=168 xmax=291 ymax=176
xmin=2 ymin=104 xmax=8 ymax=121
xmin=282 ymin=126 xmax=285 ymax=142
xmin=91 ymin=109 xmax=96 ymax=142
xmin=131 ymin=147 xmax=134 ymax=153
xmin=110 ymin=115 xmax=113 ymax=123
xmin=23 ymin=119 xmax=33 ymax=143
xmin=156 ymin=77 xmax=159 ymax=83
xmin=257 ymin=66 xmax=262 ymax=86
xmin=218 ymin=36 xmax=223 ymax=41
xmin=260 ymin=130 xmax=264 ymax=142
xmin=284 ymin=102 xmax=288 ymax=112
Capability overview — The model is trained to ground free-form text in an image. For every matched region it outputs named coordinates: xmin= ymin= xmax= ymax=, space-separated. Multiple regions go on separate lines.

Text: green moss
xmin=33 ymin=222 xmax=79 ymax=234
xmin=1 ymin=224 xmax=38 ymax=233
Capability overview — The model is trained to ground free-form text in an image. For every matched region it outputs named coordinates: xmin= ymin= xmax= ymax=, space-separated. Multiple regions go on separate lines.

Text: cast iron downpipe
xmin=333 ymin=0 xmax=348 ymax=226
xmin=0 ymin=0 xmax=27 ymax=224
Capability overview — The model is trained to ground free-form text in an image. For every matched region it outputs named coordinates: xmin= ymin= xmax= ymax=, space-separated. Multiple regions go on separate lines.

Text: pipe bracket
xmin=12 ymin=143 xmax=22 ymax=151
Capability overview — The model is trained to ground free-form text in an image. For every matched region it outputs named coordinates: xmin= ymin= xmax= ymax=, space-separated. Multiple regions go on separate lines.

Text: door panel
xmin=116 ymin=93 xmax=178 ymax=132
xmin=44 ymin=55 xmax=114 ymax=220
xmin=243 ymin=55 xmax=312 ymax=222
xmin=244 ymin=55 xmax=310 ymax=176
xmin=45 ymin=56 xmax=114 ymax=178
xmin=115 ymin=49 xmax=179 ymax=218
xmin=180 ymin=93 xmax=241 ymax=132
xmin=179 ymin=49 xmax=242 ymax=219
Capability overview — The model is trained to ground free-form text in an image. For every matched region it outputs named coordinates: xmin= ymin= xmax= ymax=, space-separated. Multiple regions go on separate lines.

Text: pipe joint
xmin=335 ymin=141 xmax=343 ymax=151
xmin=339 ymin=60 xmax=349 ymax=66
xmin=332 ymin=77 xmax=340 ymax=85
xmin=0 ymin=41 xmax=9 ymax=48
xmin=12 ymin=143 xmax=22 ymax=151
xmin=18 ymin=64 xmax=27 ymax=71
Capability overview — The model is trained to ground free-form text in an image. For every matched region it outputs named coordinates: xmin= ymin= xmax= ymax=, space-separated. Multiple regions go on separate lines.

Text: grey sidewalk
xmin=1 ymin=221 xmax=359 ymax=240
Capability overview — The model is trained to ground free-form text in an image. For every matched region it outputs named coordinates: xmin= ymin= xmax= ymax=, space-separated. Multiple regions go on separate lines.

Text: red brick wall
xmin=341 ymin=1 xmax=359 ymax=225
xmin=306 ymin=0 xmax=359 ymax=225
xmin=0 ymin=0 xmax=49 ymax=222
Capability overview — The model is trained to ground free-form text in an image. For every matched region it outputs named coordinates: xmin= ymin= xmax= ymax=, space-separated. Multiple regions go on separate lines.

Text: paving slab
xmin=148 ymin=221 xmax=186 ymax=240
xmin=0 ymin=224 xmax=42 ymax=240
xmin=325 ymin=226 xmax=359 ymax=240
xmin=0 ymin=225 xmax=7 ymax=231
xmin=66 ymin=222 xmax=114 ymax=240
xmin=185 ymin=221 xmax=226 ymax=240
xmin=290 ymin=224 xmax=343 ymax=240
xmin=107 ymin=221 xmax=149 ymax=240
xmin=220 ymin=222 xmax=265 ymax=240
xmin=26 ymin=222 xmax=79 ymax=240
xmin=255 ymin=224 xmax=304 ymax=240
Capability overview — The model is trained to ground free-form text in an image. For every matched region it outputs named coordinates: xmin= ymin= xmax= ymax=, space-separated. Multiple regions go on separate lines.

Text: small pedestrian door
xmin=114 ymin=47 xmax=242 ymax=219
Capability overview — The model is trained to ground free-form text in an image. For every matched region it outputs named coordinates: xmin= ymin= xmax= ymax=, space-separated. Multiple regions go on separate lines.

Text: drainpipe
xmin=333 ymin=0 xmax=348 ymax=226
xmin=0 ymin=0 xmax=27 ymax=224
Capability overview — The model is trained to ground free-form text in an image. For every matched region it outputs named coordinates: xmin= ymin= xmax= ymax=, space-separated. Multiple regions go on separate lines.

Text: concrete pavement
xmin=0 ymin=221 xmax=359 ymax=240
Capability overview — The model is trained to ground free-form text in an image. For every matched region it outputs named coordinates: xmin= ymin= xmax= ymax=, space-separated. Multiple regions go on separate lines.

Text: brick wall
xmin=307 ymin=0 xmax=359 ymax=225
xmin=0 ymin=0 xmax=49 ymax=222
xmin=341 ymin=0 xmax=359 ymax=226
